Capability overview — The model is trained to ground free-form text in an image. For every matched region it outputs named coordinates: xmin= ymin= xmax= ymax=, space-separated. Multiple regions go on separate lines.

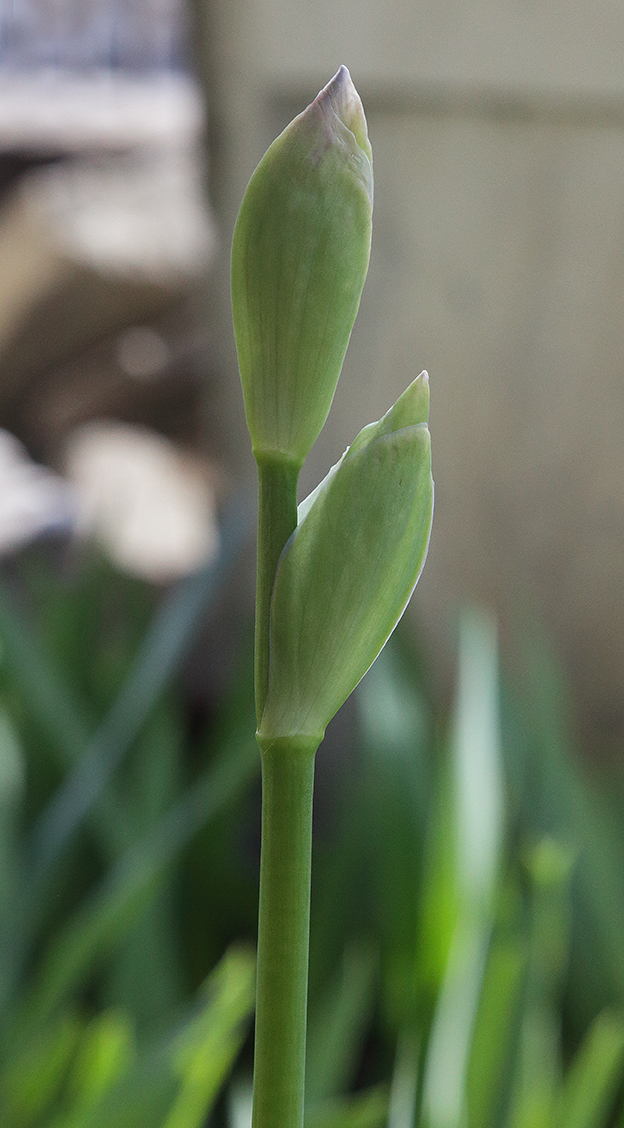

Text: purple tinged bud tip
xmin=298 ymin=66 xmax=373 ymax=202
xmin=314 ymin=66 xmax=372 ymax=162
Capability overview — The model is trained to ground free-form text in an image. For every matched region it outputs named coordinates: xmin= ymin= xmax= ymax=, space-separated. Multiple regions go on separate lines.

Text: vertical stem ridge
xmin=254 ymin=454 xmax=300 ymax=725
xmin=252 ymin=738 xmax=319 ymax=1128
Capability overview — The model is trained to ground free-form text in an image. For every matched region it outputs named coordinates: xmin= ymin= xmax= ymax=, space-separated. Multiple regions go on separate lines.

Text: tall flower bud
xmin=258 ymin=373 xmax=434 ymax=745
xmin=231 ymin=66 xmax=373 ymax=467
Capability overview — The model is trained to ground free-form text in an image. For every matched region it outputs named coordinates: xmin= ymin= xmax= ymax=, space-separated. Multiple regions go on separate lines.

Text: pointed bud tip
xmin=377 ymin=371 xmax=430 ymax=436
xmin=313 ymin=65 xmax=372 ymax=164
xmin=343 ymin=373 xmax=430 ymax=460
xmin=400 ymin=370 xmax=429 ymax=416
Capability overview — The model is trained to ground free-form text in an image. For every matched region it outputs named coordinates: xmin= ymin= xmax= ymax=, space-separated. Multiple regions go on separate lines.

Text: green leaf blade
xmin=556 ymin=1011 xmax=624 ymax=1128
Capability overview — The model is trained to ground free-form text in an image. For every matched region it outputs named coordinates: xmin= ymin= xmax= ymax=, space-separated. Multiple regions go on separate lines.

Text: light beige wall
xmin=251 ymin=0 xmax=624 ymax=104
xmin=205 ymin=0 xmax=624 ymax=746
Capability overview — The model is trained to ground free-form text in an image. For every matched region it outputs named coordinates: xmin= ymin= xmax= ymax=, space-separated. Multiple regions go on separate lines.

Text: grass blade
xmin=29 ymin=494 xmax=254 ymax=872
xmin=5 ymin=734 xmax=258 ymax=1044
xmin=556 ymin=1011 xmax=624 ymax=1128
xmin=306 ymin=942 xmax=376 ymax=1104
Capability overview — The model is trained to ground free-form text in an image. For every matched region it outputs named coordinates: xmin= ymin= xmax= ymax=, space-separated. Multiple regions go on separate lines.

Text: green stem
xmin=254 ymin=454 xmax=300 ymax=725
xmin=252 ymin=737 xmax=319 ymax=1128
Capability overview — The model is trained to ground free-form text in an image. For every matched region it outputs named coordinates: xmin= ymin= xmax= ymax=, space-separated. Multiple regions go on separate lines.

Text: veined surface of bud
xmin=258 ymin=373 xmax=434 ymax=744
xmin=231 ymin=66 xmax=373 ymax=467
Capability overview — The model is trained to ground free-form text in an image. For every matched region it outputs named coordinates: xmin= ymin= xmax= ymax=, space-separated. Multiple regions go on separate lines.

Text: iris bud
xmin=258 ymin=372 xmax=434 ymax=745
xmin=231 ymin=66 xmax=373 ymax=467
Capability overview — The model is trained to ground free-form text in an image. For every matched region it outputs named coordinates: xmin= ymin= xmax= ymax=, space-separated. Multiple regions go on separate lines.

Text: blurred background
xmin=2 ymin=1 xmax=624 ymax=1126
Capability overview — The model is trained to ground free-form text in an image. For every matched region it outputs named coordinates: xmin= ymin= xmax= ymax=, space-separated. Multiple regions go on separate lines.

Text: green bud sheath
xmin=258 ymin=373 xmax=434 ymax=746
xmin=231 ymin=66 xmax=373 ymax=466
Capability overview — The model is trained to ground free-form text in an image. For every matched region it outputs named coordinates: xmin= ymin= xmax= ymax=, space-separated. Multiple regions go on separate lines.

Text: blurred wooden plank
xmin=0 ymin=70 xmax=203 ymax=152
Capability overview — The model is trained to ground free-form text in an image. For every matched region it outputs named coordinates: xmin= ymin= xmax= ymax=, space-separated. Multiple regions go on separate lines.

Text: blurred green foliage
xmin=0 ymin=526 xmax=624 ymax=1127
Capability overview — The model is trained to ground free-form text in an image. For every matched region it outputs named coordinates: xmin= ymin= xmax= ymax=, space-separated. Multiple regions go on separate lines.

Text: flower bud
xmin=231 ymin=66 xmax=373 ymax=467
xmin=258 ymin=373 xmax=434 ymax=744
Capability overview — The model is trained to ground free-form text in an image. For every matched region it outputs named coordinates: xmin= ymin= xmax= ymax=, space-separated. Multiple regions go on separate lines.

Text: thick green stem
xmin=253 ymin=454 xmax=314 ymax=1126
xmin=252 ymin=737 xmax=319 ymax=1128
xmin=254 ymin=454 xmax=300 ymax=725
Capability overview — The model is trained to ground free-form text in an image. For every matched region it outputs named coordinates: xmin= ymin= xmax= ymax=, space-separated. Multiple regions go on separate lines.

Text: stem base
xmin=252 ymin=738 xmax=319 ymax=1128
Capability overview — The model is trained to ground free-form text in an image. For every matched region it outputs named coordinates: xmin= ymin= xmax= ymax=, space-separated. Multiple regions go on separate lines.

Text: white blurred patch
xmin=0 ymin=430 xmax=76 ymax=553
xmin=28 ymin=142 xmax=216 ymax=280
xmin=0 ymin=71 xmax=204 ymax=153
xmin=65 ymin=421 xmax=220 ymax=582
